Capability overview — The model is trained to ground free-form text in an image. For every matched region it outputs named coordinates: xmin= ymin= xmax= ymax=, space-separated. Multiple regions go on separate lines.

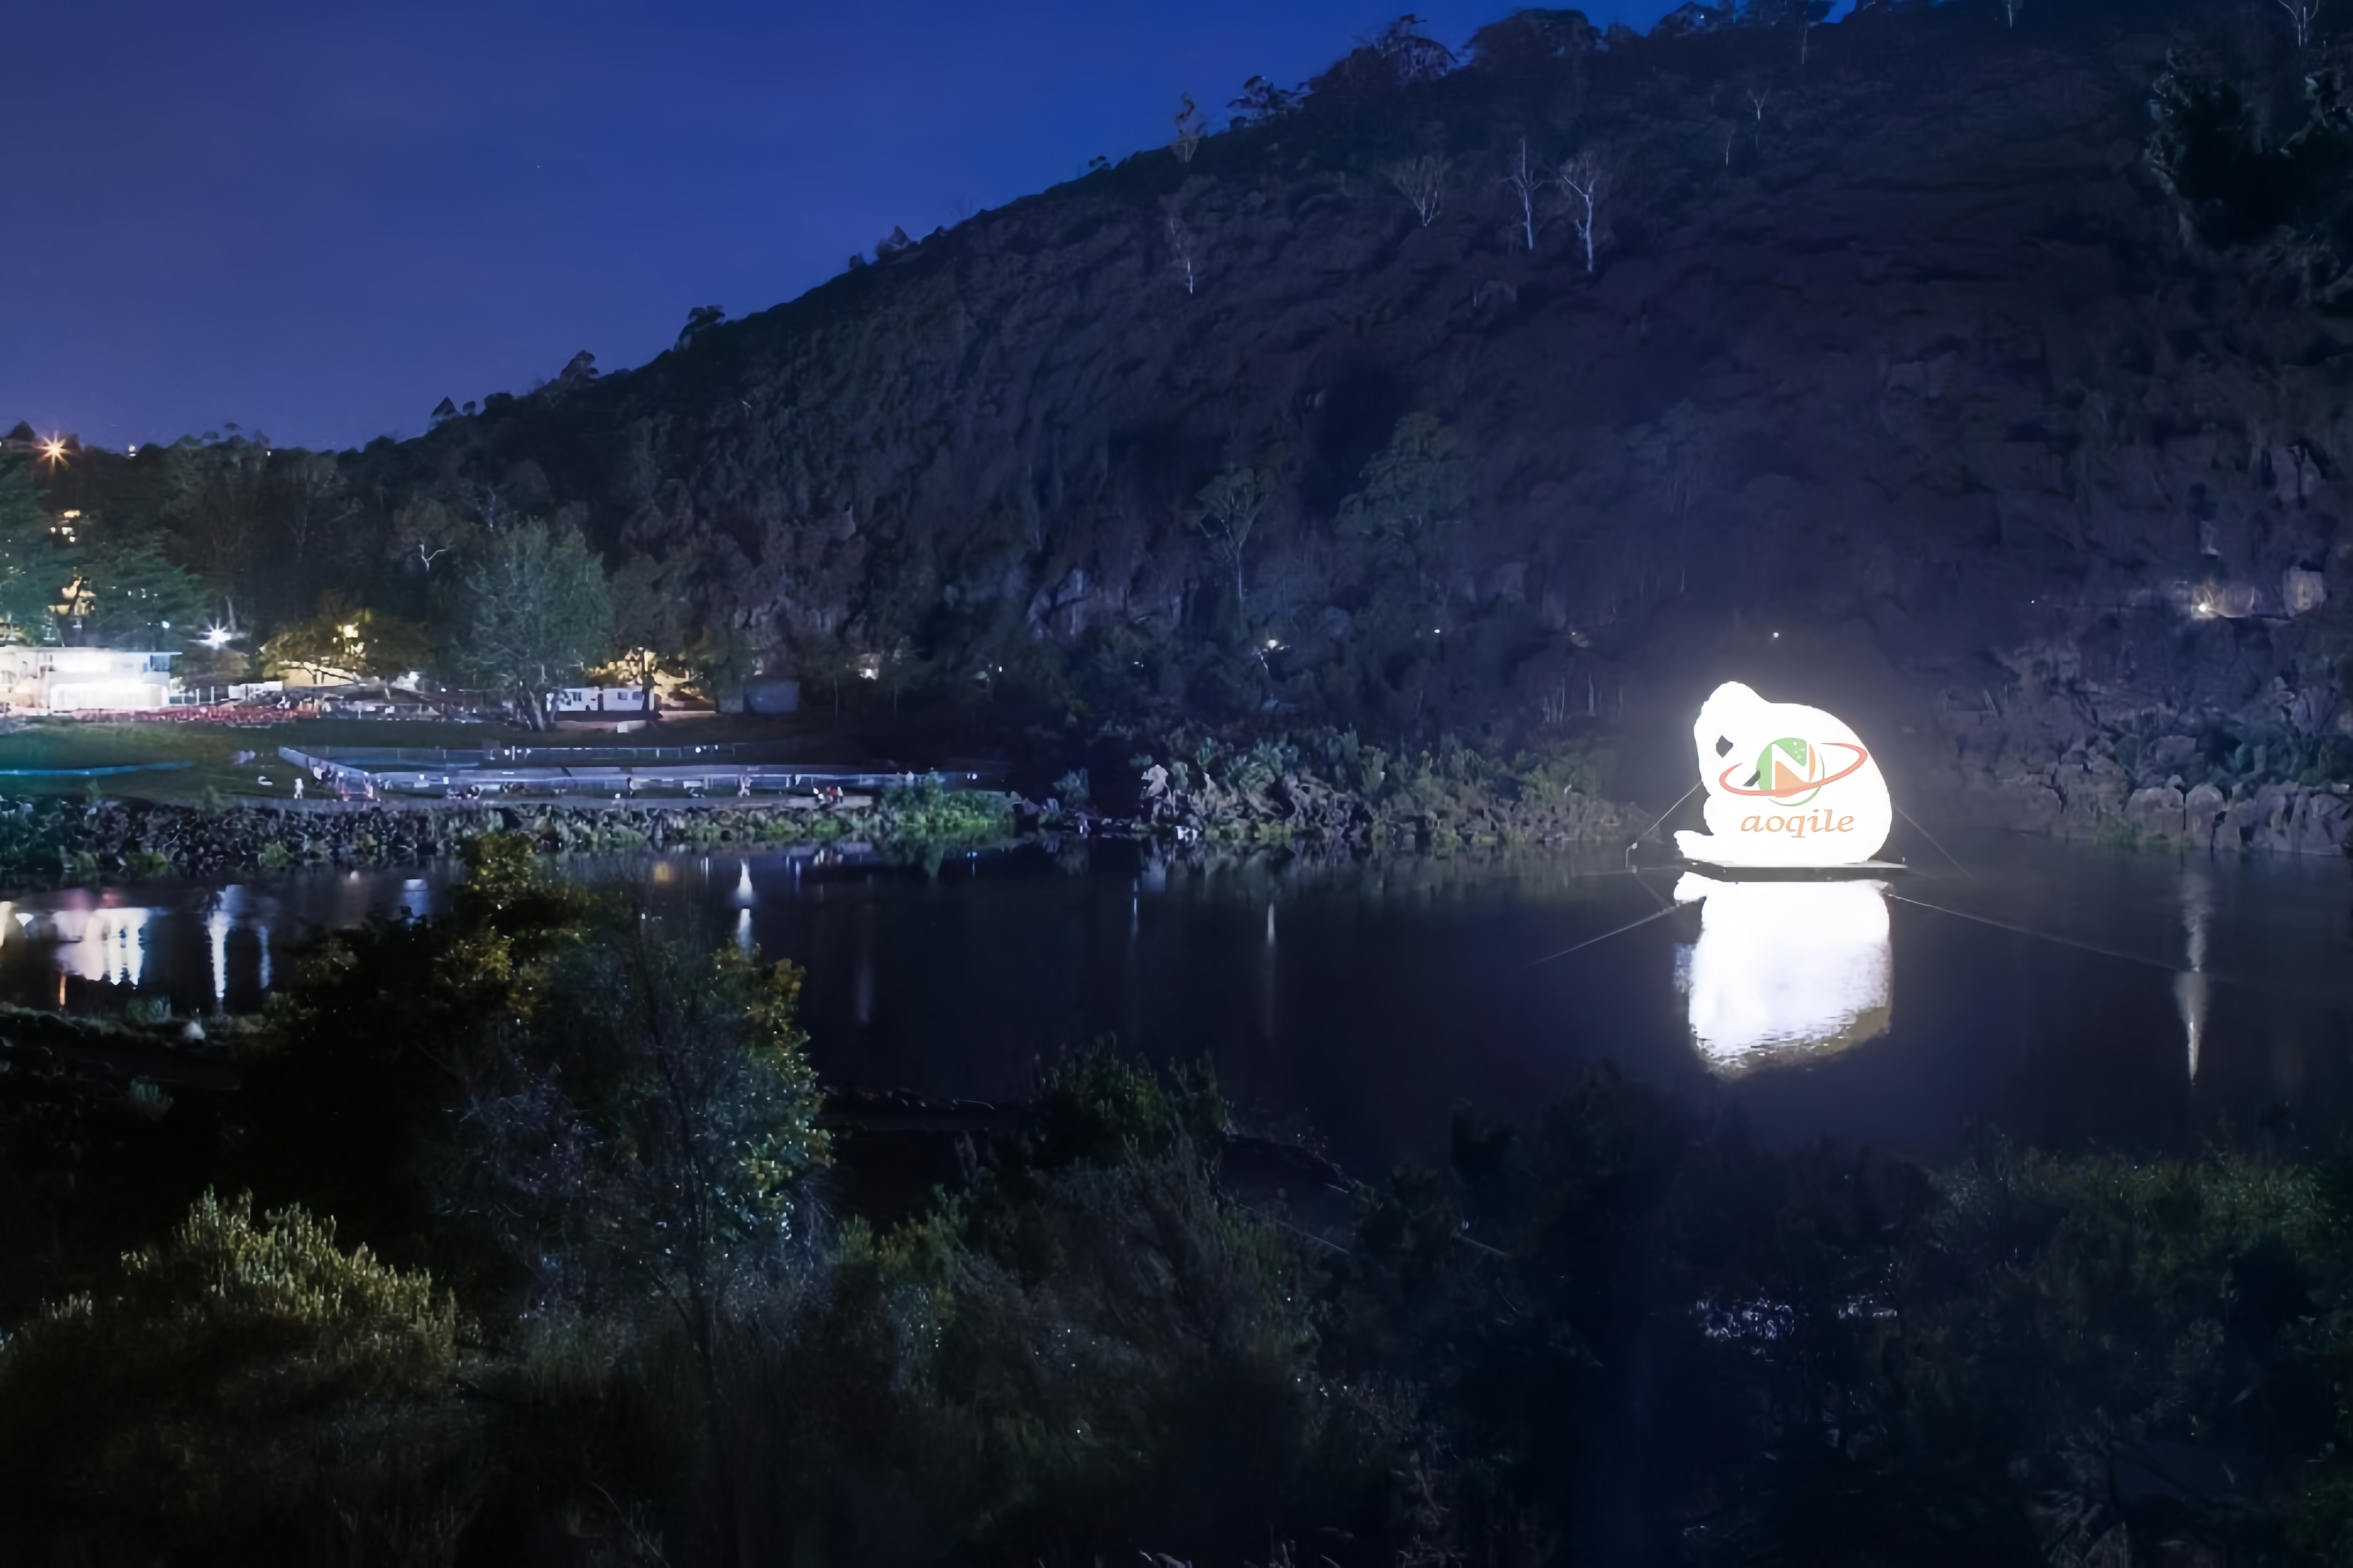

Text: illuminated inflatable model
xmin=1672 ymin=682 xmax=1894 ymax=869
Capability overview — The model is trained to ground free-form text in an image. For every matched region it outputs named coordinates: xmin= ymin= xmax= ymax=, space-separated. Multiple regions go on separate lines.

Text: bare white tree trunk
xmin=1171 ymin=93 xmax=1205 ymax=162
xmin=2279 ymin=0 xmax=2320 ymax=47
xmin=1164 ymin=209 xmax=1200 ymax=295
xmin=1501 ymin=137 xmax=1542 ymax=252
xmin=1386 ymin=154 xmax=1451 ymax=226
xmin=1554 ymin=152 xmax=1603 ymax=274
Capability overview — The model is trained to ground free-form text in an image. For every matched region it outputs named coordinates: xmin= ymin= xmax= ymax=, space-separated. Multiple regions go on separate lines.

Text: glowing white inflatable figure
xmin=1673 ymin=682 xmax=1893 ymax=868
xmin=1673 ymin=873 xmax=1893 ymax=1071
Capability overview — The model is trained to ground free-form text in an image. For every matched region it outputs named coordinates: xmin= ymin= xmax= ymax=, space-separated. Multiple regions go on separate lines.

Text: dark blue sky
xmin=5 ymin=0 xmax=1704 ymax=454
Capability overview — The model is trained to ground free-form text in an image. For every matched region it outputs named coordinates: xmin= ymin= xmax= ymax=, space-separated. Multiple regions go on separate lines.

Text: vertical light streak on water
xmin=2176 ymin=866 xmax=2215 ymax=1080
xmin=855 ymin=907 xmax=875 ymax=1027
xmin=114 ymin=910 xmax=149 ymax=989
xmin=207 ymin=909 xmax=233 ymax=1006
xmin=257 ymin=924 xmax=272 ymax=991
xmin=1261 ymin=902 xmax=1277 ymax=1040
xmin=735 ymin=907 xmax=755 ymax=953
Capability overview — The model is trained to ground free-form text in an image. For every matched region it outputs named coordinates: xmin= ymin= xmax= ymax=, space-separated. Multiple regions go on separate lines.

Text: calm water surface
xmin=4 ymin=834 xmax=2349 ymax=1172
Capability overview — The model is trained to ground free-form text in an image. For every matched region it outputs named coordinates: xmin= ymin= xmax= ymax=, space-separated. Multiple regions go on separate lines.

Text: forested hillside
xmin=24 ymin=0 xmax=2353 ymax=831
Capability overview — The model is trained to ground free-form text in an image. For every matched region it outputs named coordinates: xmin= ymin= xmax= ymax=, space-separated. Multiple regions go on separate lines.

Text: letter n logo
xmin=1757 ymin=737 xmax=1823 ymax=805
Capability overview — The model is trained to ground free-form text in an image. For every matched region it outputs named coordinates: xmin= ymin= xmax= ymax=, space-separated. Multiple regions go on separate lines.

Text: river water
xmin=3 ymin=834 xmax=2348 ymax=1172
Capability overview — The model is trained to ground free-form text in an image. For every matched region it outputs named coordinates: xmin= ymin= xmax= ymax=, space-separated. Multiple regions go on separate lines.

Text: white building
xmin=0 ymin=648 xmax=176 ymax=711
xmin=551 ymin=685 xmax=649 ymax=714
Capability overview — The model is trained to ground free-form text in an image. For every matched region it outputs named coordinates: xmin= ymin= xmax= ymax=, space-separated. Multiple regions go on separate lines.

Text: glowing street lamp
xmin=36 ymin=437 xmax=67 ymax=471
xmin=199 ymin=625 xmax=233 ymax=651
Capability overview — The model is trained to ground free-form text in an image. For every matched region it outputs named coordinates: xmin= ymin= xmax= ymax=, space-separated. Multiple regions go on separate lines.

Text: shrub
xmin=0 ymin=1191 xmax=467 ymax=1552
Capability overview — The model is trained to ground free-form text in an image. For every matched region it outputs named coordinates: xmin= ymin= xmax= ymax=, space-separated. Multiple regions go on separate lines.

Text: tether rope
xmin=1894 ymin=804 xmax=1975 ymax=880
xmin=1516 ymin=903 xmax=1683 ymax=972
xmin=1885 ymin=891 xmax=2178 ymax=973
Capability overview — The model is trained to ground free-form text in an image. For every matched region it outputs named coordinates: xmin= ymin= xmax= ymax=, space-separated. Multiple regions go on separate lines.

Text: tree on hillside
xmin=68 ymin=533 xmax=210 ymax=649
xmin=1374 ymin=14 xmax=1457 ymax=85
xmin=1339 ymin=413 xmax=1469 ymax=621
xmin=1227 ymin=75 xmax=1304 ymax=127
xmin=1171 ymin=93 xmax=1207 ymax=162
xmin=451 ymin=520 xmax=613 ymax=729
xmin=1387 ymin=153 xmax=1451 ymax=226
xmin=1501 ymin=137 xmax=1545 ymax=251
xmin=154 ymin=434 xmax=273 ymax=591
xmin=675 ymin=305 xmax=726 ymax=352
xmin=261 ymin=593 xmax=432 ymax=686
xmin=1187 ymin=466 xmax=1273 ymax=609
xmin=390 ymin=497 xmax=472 ymax=575
xmin=0 ymin=463 xmax=67 ymax=644
xmin=1554 ymin=148 xmax=1607 ymax=273
xmin=607 ymin=551 xmax=693 ymax=710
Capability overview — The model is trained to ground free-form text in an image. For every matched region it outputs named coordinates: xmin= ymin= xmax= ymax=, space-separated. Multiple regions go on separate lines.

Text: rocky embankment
xmin=0 ymin=788 xmax=1017 ymax=885
xmin=1939 ymin=682 xmax=2353 ymax=855
xmin=1120 ymin=730 xmax=1645 ymax=848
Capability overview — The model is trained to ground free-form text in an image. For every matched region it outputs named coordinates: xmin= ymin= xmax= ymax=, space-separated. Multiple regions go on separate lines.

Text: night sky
xmin=6 ymin=0 xmax=1714 ymax=455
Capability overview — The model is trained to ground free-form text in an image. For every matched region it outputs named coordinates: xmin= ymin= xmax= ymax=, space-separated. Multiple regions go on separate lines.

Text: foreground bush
xmin=0 ymin=1191 xmax=472 ymax=1562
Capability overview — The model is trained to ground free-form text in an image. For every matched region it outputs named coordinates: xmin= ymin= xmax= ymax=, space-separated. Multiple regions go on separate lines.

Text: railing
xmin=278 ymin=745 xmax=1003 ymax=799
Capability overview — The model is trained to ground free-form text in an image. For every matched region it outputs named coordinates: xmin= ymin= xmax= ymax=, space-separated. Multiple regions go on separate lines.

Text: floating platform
xmin=1670 ymin=858 xmax=1911 ymax=882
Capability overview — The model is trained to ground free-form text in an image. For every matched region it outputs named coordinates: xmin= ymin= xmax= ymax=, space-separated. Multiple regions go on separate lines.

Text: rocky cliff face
xmin=82 ymin=0 xmax=2353 ymax=848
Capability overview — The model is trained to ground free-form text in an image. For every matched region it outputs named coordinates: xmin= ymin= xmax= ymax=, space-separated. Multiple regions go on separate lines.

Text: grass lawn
xmin=0 ymin=712 xmax=860 ymax=804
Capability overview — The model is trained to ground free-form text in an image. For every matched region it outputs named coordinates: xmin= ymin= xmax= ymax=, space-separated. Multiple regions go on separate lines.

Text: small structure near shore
xmin=0 ymin=648 xmax=176 ymax=713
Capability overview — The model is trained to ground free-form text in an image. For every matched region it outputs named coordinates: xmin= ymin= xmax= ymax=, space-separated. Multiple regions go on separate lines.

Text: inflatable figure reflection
xmin=1673 ymin=874 xmax=1893 ymax=1072
xmin=1674 ymin=682 xmax=1893 ymax=868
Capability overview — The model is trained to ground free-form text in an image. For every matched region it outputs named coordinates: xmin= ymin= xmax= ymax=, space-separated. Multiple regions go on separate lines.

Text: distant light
xmin=159 ymin=620 xmax=171 ymax=630
xmin=339 ymin=623 xmax=359 ymax=638
xmin=1771 ymin=631 xmax=1781 ymax=639
xmin=37 ymin=437 xmax=66 ymax=469
xmin=1265 ymin=638 xmax=1279 ymax=648
xmin=199 ymin=625 xmax=232 ymax=650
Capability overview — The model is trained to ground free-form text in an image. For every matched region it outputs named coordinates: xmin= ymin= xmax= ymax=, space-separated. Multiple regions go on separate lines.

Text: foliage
xmin=67 ymin=528 xmax=212 ymax=649
xmin=606 ymin=548 xmax=694 ymax=696
xmin=877 ymin=774 xmax=1017 ymax=838
xmin=449 ymin=928 xmax=832 ymax=1320
xmin=1337 ymin=413 xmax=1469 ymax=596
xmin=2148 ymin=59 xmax=2353 ymax=254
xmin=260 ymin=589 xmax=432 ymax=683
xmin=1188 ymin=464 xmax=1274 ymax=609
xmin=1138 ymin=722 xmax=1623 ymax=844
xmin=0 ymin=460 xmax=66 ymax=643
xmin=0 ymin=1190 xmax=467 ymax=1553
xmin=450 ymin=518 xmax=614 ymax=728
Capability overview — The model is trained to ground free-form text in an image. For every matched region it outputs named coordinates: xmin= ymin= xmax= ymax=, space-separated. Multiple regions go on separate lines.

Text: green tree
xmin=0 ymin=462 xmax=66 ymax=643
xmin=1338 ymin=412 xmax=1469 ymax=619
xmin=68 ymin=531 xmax=211 ymax=648
xmin=1187 ymin=465 xmax=1273 ymax=610
xmin=607 ymin=549 xmax=692 ymax=710
xmin=260 ymin=591 xmax=432 ymax=685
xmin=450 ymin=519 xmax=612 ymax=728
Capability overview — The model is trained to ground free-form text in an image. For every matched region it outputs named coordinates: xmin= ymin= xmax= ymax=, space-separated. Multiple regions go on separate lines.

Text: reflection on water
xmin=1672 ymin=874 xmax=1893 ymax=1073
xmin=0 ymin=833 xmax=2346 ymax=1171
xmin=2177 ymin=866 xmax=2214 ymax=1080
